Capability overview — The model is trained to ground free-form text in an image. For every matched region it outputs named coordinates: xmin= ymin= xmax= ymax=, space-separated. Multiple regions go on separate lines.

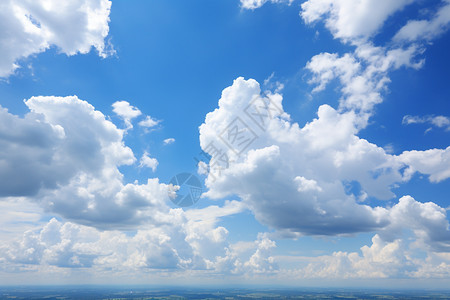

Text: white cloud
xmin=382 ymin=196 xmax=450 ymax=251
xmin=0 ymin=0 xmax=113 ymax=78
xmin=139 ymin=152 xmax=158 ymax=172
xmin=283 ymin=195 xmax=450 ymax=279
xmin=243 ymin=234 xmax=277 ymax=274
xmin=398 ymin=147 xmax=450 ymax=183
xmin=183 ymin=200 xmax=245 ymax=263
xmin=1 ymin=0 xmax=450 ymax=283
xmin=403 ymin=115 xmax=450 ymax=131
xmin=294 ymin=176 xmax=322 ymax=193
xmin=240 ymin=0 xmax=293 ymax=10
xmin=138 ymin=115 xmax=160 ymax=128
xmin=0 ymin=201 xmax=253 ymax=274
xmin=300 ymin=0 xmax=414 ymax=42
xmin=0 ymin=216 xmax=195 ymax=269
xmin=306 ymin=44 xmax=423 ymax=116
xmin=199 ymin=77 xmax=450 ymax=241
xmin=224 ymin=0 xmax=450 ymax=280
xmin=112 ymin=100 xmax=142 ymax=129
xmin=197 ymin=161 xmax=209 ymax=175
xmin=0 ymin=86 xmax=449 ymax=279
xmin=163 ymin=138 xmax=175 ymax=145
xmin=200 ymin=78 xmax=388 ymax=235
xmin=272 ymin=196 xmax=450 ymax=279
xmin=297 ymin=234 xmax=408 ymax=279
xmin=0 ymin=96 xmax=179 ymax=229
xmin=6 ymin=202 xmax=448 ymax=279
xmin=394 ymin=0 xmax=450 ymax=42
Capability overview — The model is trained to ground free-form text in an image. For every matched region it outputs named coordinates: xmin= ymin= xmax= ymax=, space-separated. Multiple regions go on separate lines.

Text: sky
xmin=0 ymin=0 xmax=450 ymax=288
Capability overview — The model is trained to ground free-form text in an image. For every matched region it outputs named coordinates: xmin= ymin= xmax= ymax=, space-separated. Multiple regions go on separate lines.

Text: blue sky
xmin=0 ymin=0 xmax=450 ymax=287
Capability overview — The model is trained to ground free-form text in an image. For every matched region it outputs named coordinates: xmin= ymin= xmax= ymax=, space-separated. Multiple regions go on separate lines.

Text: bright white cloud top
xmin=0 ymin=0 xmax=449 ymax=287
xmin=0 ymin=0 xmax=113 ymax=78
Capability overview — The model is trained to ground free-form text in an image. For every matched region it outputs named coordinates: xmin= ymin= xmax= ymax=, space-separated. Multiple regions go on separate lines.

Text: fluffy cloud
xmin=199 ymin=77 xmax=450 ymax=243
xmin=306 ymin=45 xmax=423 ymax=115
xmin=139 ymin=116 xmax=160 ymax=128
xmin=285 ymin=197 xmax=450 ymax=279
xmin=0 ymin=216 xmax=195 ymax=269
xmin=271 ymin=196 xmax=450 ymax=279
xmin=0 ymin=0 xmax=113 ymax=78
xmin=300 ymin=0 xmax=414 ymax=42
xmin=140 ymin=152 xmax=158 ymax=172
xmin=382 ymin=196 xmax=450 ymax=251
xmin=217 ymin=0 xmax=450 ymax=280
xmin=398 ymin=147 xmax=450 ymax=183
xmin=112 ymin=100 xmax=142 ymax=129
xmin=0 ymin=201 xmax=274 ymax=276
xmin=200 ymin=78 xmax=382 ymax=235
xmin=184 ymin=200 xmax=245 ymax=264
xmin=1 ymin=0 xmax=450 ymax=283
xmin=297 ymin=234 xmax=408 ymax=279
xmin=3 ymin=196 xmax=448 ymax=279
xmin=112 ymin=101 xmax=161 ymax=131
xmin=0 ymin=96 xmax=176 ymax=228
xmin=243 ymin=234 xmax=277 ymax=274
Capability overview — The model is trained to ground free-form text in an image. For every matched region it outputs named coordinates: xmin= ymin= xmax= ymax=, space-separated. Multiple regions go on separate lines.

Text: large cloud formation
xmin=200 ymin=0 xmax=450 ymax=280
xmin=0 ymin=0 xmax=112 ymax=78
xmin=0 ymin=95 xmax=276 ymax=277
xmin=0 ymin=96 xmax=174 ymax=228
xmin=1 ymin=0 xmax=450 ymax=282
xmin=199 ymin=77 xmax=450 ymax=243
xmin=0 ymin=200 xmax=277 ymax=278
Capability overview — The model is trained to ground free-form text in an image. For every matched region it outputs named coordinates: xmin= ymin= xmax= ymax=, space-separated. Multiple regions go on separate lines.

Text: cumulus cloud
xmin=243 ymin=234 xmax=277 ymax=274
xmin=0 ymin=96 xmax=178 ymax=228
xmin=306 ymin=45 xmax=423 ymax=116
xmin=139 ymin=152 xmax=158 ymax=172
xmin=0 ymin=217 xmax=196 ymax=269
xmin=283 ymin=196 xmax=450 ymax=279
xmin=200 ymin=78 xmax=383 ymax=235
xmin=271 ymin=196 xmax=450 ymax=279
xmin=112 ymin=100 xmax=142 ymax=129
xmin=398 ymin=147 xmax=450 ymax=183
xmin=0 ymin=201 xmax=270 ymax=275
xmin=225 ymin=0 xmax=450 ymax=280
xmin=199 ymin=77 xmax=450 ymax=241
xmin=3 ymin=196 xmax=448 ymax=279
xmin=0 ymin=0 xmax=113 ymax=78
xmin=207 ymin=233 xmax=278 ymax=275
xmin=300 ymin=0 xmax=414 ymax=42
xmin=296 ymin=234 xmax=408 ymax=279
xmin=2 ymin=0 xmax=450 ymax=283
xmin=112 ymin=101 xmax=161 ymax=131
